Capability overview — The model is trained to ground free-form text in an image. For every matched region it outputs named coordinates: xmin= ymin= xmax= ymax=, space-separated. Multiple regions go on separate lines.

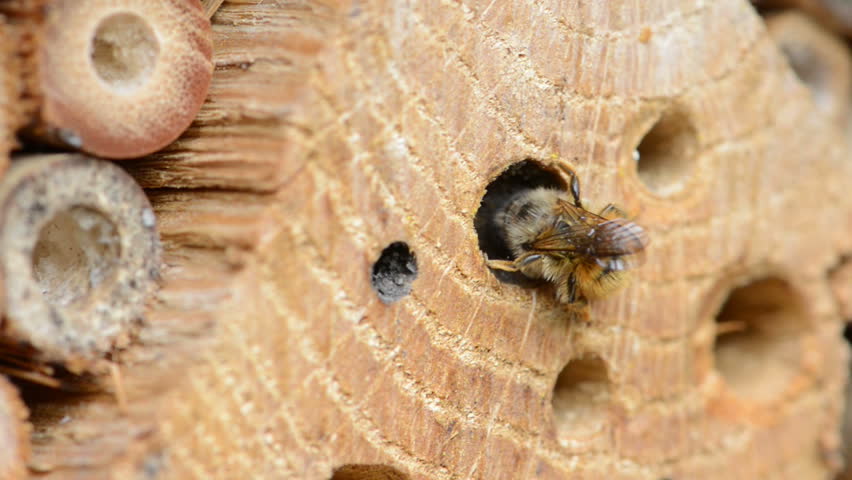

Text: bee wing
xmin=592 ymin=218 xmax=649 ymax=256
xmin=529 ymin=199 xmax=649 ymax=257
xmin=526 ymin=222 xmax=594 ymax=252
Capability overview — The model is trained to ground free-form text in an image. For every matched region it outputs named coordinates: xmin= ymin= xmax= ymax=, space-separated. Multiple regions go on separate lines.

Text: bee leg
xmin=598 ymin=203 xmax=629 ymax=219
xmin=519 ymin=253 xmax=543 ymax=267
xmin=557 ymin=163 xmax=583 ymax=208
xmin=485 ymin=259 xmax=520 ymax=272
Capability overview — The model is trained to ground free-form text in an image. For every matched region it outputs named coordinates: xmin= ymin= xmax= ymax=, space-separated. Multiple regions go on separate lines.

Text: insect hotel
xmin=0 ymin=0 xmax=850 ymax=479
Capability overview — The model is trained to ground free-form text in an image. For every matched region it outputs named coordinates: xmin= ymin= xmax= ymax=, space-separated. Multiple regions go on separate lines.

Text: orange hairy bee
xmin=486 ymin=165 xmax=649 ymax=305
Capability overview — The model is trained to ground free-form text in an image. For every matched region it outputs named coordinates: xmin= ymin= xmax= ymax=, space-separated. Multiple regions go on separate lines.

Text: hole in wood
xmin=474 ymin=159 xmax=566 ymax=284
xmin=90 ymin=12 xmax=159 ymax=91
xmin=779 ymin=42 xmax=832 ymax=111
xmin=32 ymin=207 xmax=121 ymax=308
xmin=12 ymin=375 xmax=99 ymax=443
xmin=371 ymin=242 xmax=417 ymax=304
xmin=713 ymin=277 xmax=808 ymax=402
xmin=551 ymin=355 xmax=611 ymax=440
xmin=840 ymin=323 xmax=852 ymax=478
xmin=765 ymin=12 xmax=851 ymax=125
xmin=331 ymin=464 xmax=410 ymax=480
xmin=635 ymin=107 xmax=698 ymax=196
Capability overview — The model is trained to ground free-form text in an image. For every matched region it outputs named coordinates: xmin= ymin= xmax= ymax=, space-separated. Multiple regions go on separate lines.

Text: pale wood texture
xmin=2 ymin=0 xmax=852 ymax=479
xmin=0 ymin=376 xmax=28 ymax=480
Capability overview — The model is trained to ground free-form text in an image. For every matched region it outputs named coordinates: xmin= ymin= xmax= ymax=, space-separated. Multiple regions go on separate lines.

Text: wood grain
xmin=5 ymin=0 xmax=852 ymax=479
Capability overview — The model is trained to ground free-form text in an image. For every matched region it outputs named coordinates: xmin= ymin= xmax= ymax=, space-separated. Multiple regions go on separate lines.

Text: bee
xmin=486 ymin=164 xmax=649 ymax=305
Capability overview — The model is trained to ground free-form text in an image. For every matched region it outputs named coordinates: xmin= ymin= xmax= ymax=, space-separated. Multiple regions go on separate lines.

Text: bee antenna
xmin=569 ymin=171 xmax=582 ymax=207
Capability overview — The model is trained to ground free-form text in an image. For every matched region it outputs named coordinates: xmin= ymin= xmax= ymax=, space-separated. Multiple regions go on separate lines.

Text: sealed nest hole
xmin=371 ymin=242 xmax=417 ymax=304
xmin=90 ymin=12 xmax=160 ymax=91
xmin=0 ymin=154 xmax=160 ymax=370
xmin=33 ymin=207 xmax=121 ymax=307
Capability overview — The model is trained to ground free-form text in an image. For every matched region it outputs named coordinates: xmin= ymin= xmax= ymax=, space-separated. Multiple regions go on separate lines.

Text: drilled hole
xmin=90 ymin=12 xmax=159 ymax=91
xmin=14 ymin=376 xmax=98 ymax=434
xmin=331 ymin=464 xmax=410 ymax=480
xmin=713 ymin=277 xmax=808 ymax=402
xmin=474 ymin=159 xmax=566 ymax=284
xmin=840 ymin=324 xmax=852 ymax=479
xmin=635 ymin=107 xmax=698 ymax=196
xmin=551 ymin=355 xmax=611 ymax=440
xmin=779 ymin=43 xmax=833 ymax=113
xmin=32 ymin=207 xmax=121 ymax=308
xmin=371 ymin=242 xmax=417 ymax=304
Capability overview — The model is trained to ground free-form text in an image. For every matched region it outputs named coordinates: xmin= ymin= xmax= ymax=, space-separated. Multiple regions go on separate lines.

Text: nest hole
xmin=14 ymin=376 xmax=100 ymax=437
xmin=371 ymin=242 xmax=417 ymax=304
xmin=634 ymin=107 xmax=698 ymax=196
xmin=713 ymin=277 xmax=809 ymax=402
xmin=779 ymin=42 xmax=833 ymax=113
xmin=32 ymin=207 xmax=121 ymax=309
xmin=551 ymin=355 xmax=611 ymax=440
xmin=331 ymin=464 xmax=410 ymax=480
xmin=90 ymin=12 xmax=159 ymax=91
xmin=474 ymin=159 xmax=566 ymax=285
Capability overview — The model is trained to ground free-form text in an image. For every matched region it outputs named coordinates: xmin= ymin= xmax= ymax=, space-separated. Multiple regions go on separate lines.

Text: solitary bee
xmin=486 ymin=165 xmax=649 ymax=305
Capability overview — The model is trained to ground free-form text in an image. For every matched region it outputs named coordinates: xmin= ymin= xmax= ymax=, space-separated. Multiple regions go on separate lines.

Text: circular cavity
xmin=371 ymin=242 xmax=418 ymax=304
xmin=0 ymin=154 xmax=161 ymax=368
xmin=90 ymin=13 xmax=159 ymax=91
xmin=331 ymin=465 xmax=410 ymax=480
xmin=713 ymin=277 xmax=809 ymax=402
xmin=474 ymin=159 xmax=566 ymax=285
xmin=779 ymin=43 xmax=832 ymax=112
xmin=551 ymin=355 xmax=611 ymax=439
xmin=41 ymin=0 xmax=213 ymax=158
xmin=32 ymin=207 xmax=120 ymax=308
xmin=634 ymin=107 xmax=699 ymax=196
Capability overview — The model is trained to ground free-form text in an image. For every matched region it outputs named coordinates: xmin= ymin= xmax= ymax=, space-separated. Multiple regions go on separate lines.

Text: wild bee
xmin=486 ymin=164 xmax=649 ymax=305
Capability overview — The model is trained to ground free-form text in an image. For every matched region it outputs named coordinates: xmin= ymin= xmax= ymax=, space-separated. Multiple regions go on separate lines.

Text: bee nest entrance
xmin=765 ymin=12 xmax=851 ymax=124
xmin=0 ymin=154 xmax=161 ymax=372
xmin=633 ymin=105 xmax=699 ymax=197
xmin=474 ymin=159 xmax=567 ymax=285
xmin=330 ymin=464 xmax=410 ymax=480
xmin=33 ymin=207 xmax=121 ymax=308
xmin=551 ymin=355 xmax=612 ymax=441
xmin=90 ymin=12 xmax=160 ymax=92
xmin=713 ymin=277 xmax=810 ymax=403
xmin=36 ymin=0 xmax=213 ymax=158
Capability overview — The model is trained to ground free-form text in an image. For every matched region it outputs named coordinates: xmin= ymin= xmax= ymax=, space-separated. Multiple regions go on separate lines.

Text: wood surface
xmin=0 ymin=0 xmax=851 ymax=479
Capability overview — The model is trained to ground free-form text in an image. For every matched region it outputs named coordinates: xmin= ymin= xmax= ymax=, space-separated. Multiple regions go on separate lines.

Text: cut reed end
xmin=0 ymin=154 xmax=161 ymax=372
xmin=38 ymin=0 xmax=213 ymax=159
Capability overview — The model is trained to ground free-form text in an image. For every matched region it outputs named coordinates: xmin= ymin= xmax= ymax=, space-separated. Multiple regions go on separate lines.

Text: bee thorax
xmin=495 ymin=188 xmax=562 ymax=256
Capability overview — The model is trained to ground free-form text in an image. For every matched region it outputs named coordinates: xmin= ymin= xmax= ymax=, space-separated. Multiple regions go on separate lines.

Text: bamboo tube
xmin=0 ymin=154 xmax=161 ymax=373
xmin=1 ymin=0 xmax=213 ymax=159
xmin=765 ymin=11 xmax=852 ymax=126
